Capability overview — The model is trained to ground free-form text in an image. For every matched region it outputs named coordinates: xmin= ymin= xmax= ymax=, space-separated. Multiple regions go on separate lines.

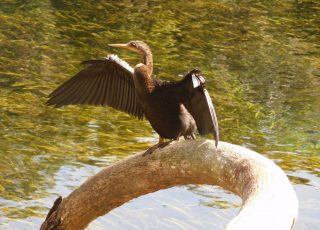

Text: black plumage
xmin=47 ymin=41 xmax=219 ymax=154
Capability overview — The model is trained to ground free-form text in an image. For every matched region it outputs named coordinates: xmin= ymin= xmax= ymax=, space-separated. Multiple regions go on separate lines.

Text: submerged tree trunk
xmin=41 ymin=140 xmax=298 ymax=230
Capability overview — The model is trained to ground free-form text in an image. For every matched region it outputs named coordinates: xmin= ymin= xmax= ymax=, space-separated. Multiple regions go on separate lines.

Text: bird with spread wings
xmin=47 ymin=41 xmax=219 ymax=155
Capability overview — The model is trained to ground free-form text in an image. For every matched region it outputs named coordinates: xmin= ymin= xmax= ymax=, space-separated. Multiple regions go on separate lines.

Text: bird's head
xmin=109 ymin=41 xmax=150 ymax=55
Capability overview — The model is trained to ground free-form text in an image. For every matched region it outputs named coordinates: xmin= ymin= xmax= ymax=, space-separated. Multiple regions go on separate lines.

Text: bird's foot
xmin=142 ymin=141 xmax=172 ymax=156
xmin=183 ymin=134 xmax=196 ymax=140
xmin=142 ymin=145 xmax=158 ymax=156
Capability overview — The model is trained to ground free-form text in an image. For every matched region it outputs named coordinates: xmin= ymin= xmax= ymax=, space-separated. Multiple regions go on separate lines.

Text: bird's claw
xmin=142 ymin=141 xmax=172 ymax=157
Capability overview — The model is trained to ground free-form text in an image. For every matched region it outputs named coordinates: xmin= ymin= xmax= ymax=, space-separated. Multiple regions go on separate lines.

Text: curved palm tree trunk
xmin=41 ymin=140 xmax=298 ymax=230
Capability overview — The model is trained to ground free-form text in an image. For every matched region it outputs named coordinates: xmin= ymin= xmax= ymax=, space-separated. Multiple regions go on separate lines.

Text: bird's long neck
xmin=133 ymin=45 xmax=155 ymax=95
xmin=142 ymin=49 xmax=153 ymax=75
xmin=134 ymin=63 xmax=156 ymax=94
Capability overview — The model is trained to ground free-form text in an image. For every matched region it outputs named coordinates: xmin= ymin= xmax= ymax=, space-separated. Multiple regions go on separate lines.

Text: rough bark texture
xmin=41 ymin=140 xmax=298 ymax=230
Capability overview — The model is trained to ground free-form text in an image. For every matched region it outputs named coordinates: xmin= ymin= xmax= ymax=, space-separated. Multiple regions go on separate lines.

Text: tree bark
xmin=41 ymin=140 xmax=298 ymax=230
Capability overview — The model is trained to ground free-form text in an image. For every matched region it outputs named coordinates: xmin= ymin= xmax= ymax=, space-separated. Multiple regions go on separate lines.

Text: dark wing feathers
xmin=181 ymin=69 xmax=219 ymax=146
xmin=47 ymin=55 xmax=144 ymax=119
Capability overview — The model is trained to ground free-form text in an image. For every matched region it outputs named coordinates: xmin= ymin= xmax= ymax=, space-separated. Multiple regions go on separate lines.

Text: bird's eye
xmin=131 ymin=42 xmax=136 ymax=47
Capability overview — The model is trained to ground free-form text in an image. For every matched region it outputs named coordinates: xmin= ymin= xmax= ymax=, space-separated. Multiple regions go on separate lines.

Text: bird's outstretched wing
xmin=47 ymin=54 xmax=144 ymax=119
xmin=180 ymin=69 xmax=219 ymax=146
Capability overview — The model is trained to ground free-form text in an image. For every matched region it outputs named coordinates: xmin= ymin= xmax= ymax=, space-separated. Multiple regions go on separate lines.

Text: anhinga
xmin=47 ymin=41 xmax=219 ymax=155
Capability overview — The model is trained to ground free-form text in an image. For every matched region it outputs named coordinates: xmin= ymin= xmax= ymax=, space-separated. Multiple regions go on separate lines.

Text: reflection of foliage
xmin=268 ymin=151 xmax=320 ymax=178
xmin=0 ymin=0 xmax=319 ymax=225
xmin=202 ymin=200 xmax=238 ymax=209
xmin=186 ymin=185 xmax=240 ymax=209
xmin=287 ymin=175 xmax=310 ymax=185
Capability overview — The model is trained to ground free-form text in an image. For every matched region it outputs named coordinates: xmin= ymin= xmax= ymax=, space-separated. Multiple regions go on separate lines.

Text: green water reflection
xmin=0 ymin=0 xmax=319 ymax=229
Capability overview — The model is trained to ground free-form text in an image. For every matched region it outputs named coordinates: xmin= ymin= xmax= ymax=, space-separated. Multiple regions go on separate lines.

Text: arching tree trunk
xmin=41 ymin=140 xmax=298 ymax=230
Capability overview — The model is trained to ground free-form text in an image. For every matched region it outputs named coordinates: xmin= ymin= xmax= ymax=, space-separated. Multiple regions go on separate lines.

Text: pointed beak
xmin=108 ymin=43 xmax=130 ymax=49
